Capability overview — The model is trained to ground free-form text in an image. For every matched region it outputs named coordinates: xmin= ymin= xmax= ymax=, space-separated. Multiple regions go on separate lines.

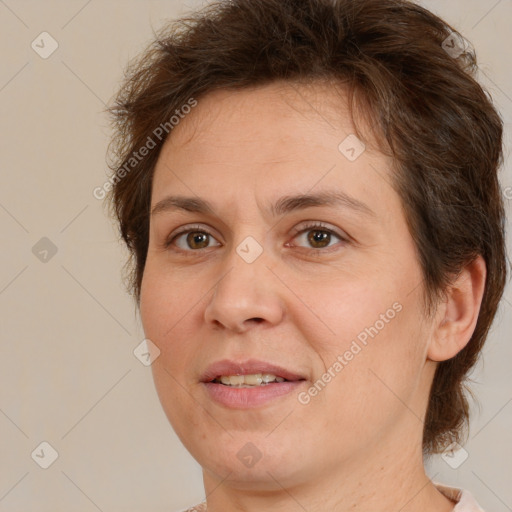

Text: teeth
xmin=215 ymin=373 xmax=286 ymax=386
xmin=244 ymin=374 xmax=263 ymax=385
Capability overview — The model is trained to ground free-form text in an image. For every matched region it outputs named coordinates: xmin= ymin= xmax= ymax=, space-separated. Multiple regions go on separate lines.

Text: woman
xmin=104 ymin=0 xmax=508 ymax=510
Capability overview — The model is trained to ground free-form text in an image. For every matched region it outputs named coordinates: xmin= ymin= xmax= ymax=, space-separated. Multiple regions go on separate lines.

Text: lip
xmin=203 ymin=380 xmax=305 ymax=408
xmin=200 ymin=358 xmax=306 ymax=383
xmin=200 ymin=358 xmax=307 ymax=409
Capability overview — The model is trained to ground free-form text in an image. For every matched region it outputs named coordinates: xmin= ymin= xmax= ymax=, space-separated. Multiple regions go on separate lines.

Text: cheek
xmin=139 ymin=265 xmax=198 ymax=377
xmin=306 ymin=276 xmax=401 ymax=356
xmin=313 ymin=248 xmax=427 ymax=374
xmin=317 ymin=297 xmax=427 ymax=436
xmin=140 ymin=266 xmax=205 ymax=430
xmin=302 ymin=274 xmax=427 ymax=417
xmin=140 ymin=261 xmax=196 ymax=339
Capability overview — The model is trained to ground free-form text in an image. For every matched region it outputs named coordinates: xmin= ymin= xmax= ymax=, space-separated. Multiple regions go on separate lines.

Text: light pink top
xmin=434 ymin=482 xmax=486 ymax=511
xmin=177 ymin=482 xmax=485 ymax=511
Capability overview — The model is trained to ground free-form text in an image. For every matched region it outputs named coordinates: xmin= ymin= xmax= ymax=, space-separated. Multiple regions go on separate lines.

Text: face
xmin=140 ymin=80 xmax=436 ymax=489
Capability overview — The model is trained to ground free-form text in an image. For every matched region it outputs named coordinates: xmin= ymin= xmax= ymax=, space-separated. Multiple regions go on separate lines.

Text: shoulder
xmin=434 ymin=481 xmax=486 ymax=511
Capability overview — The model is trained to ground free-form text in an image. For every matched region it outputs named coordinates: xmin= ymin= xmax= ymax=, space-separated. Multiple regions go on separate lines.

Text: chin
xmin=195 ymin=433 xmax=311 ymax=489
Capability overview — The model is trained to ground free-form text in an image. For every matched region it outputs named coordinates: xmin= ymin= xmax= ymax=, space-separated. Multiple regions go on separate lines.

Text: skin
xmin=139 ymin=80 xmax=486 ymax=512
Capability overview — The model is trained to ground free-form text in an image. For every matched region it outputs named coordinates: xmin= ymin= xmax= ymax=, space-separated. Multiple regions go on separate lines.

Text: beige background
xmin=0 ymin=1 xmax=511 ymax=511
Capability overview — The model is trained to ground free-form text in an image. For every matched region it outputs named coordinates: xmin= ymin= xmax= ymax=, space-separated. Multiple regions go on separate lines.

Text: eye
xmin=164 ymin=222 xmax=347 ymax=253
xmin=288 ymin=222 xmax=347 ymax=252
xmin=165 ymin=225 xmax=221 ymax=251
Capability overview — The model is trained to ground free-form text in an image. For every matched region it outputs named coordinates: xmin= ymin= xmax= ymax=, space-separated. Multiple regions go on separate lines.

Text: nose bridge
xmin=203 ymin=235 xmax=284 ymax=331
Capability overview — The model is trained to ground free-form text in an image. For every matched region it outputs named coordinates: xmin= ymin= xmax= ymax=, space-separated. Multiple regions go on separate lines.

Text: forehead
xmin=151 ymin=80 xmax=399 ymax=223
xmin=161 ymin=80 xmax=356 ymax=158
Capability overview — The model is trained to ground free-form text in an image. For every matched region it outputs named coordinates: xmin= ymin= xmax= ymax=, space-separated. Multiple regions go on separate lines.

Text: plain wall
xmin=1 ymin=1 xmax=511 ymax=510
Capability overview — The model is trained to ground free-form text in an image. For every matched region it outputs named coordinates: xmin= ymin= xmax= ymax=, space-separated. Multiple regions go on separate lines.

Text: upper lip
xmin=200 ymin=358 xmax=306 ymax=383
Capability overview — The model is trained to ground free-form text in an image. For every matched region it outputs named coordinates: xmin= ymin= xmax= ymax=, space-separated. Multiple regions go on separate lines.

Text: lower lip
xmin=203 ymin=381 xmax=305 ymax=408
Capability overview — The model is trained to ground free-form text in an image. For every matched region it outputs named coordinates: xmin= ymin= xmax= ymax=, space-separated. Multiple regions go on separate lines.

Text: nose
xmin=203 ymin=246 xmax=285 ymax=334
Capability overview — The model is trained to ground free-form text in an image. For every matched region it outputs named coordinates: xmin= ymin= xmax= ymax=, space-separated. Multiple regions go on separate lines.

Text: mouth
xmin=212 ymin=373 xmax=289 ymax=387
xmin=201 ymin=359 xmax=307 ymax=408
xmin=200 ymin=358 xmax=306 ymax=384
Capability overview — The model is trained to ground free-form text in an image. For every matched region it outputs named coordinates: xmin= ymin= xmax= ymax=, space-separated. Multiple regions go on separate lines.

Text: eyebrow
xmin=150 ymin=190 xmax=376 ymax=219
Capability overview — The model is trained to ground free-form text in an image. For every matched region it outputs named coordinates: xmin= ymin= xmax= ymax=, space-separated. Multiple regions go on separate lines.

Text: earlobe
xmin=427 ymin=255 xmax=487 ymax=362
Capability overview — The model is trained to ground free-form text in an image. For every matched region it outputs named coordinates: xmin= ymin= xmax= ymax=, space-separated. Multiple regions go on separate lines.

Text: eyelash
xmin=164 ymin=222 xmax=348 ymax=254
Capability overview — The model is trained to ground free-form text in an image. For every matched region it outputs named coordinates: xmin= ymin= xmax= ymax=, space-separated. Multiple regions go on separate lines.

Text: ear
xmin=427 ymin=255 xmax=487 ymax=362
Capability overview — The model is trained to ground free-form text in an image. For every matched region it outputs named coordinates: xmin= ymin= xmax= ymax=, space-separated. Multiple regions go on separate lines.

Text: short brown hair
xmin=104 ymin=0 xmax=509 ymax=456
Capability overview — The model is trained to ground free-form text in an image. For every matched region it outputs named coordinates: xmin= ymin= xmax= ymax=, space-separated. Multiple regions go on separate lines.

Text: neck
xmin=200 ymin=422 xmax=455 ymax=512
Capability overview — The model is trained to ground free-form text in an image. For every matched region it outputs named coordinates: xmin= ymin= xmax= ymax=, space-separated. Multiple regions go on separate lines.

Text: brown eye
xmin=165 ymin=226 xmax=221 ymax=251
xmin=185 ymin=231 xmax=210 ymax=250
xmin=290 ymin=222 xmax=346 ymax=252
xmin=307 ymin=229 xmax=332 ymax=249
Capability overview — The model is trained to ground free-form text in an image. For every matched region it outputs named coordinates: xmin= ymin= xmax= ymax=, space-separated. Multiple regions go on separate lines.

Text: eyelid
xmin=290 ymin=220 xmax=347 ymax=239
